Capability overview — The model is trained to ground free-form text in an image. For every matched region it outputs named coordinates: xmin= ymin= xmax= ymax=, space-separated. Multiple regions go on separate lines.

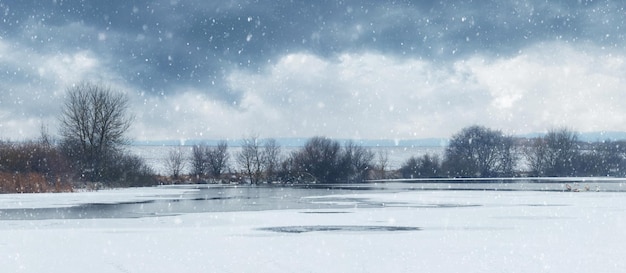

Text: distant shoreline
xmin=131 ymin=138 xmax=450 ymax=147
xmin=131 ymin=131 xmax=626 ymax=147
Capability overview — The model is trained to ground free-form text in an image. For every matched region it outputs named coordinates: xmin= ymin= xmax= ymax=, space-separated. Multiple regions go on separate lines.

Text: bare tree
xmin=376 ymin=150 xmax=390 ymax=179
xmin=443 ymin=125 xmax=517 ymax=178
xmin=39 ymin=123 xmax=53 ymax=148
xmin=576 ymin=140 xmax=626 ymax=176
xmin=291 ymin=136 xmax=344 ymax=183
xmin=189 ymin=141 xmax=230 ymax=182
xmin=191 ymin=144 xmax=208 ymax=178
xmin=343 ymin=141 xmax=375 ymax=182
xmin=237 ymin=135 xmax=263 ymax=184
xmin=59 ymin=82 xmax=133 ymax=181
xmin=206 ymin=140 xmax=230 ymax=181
xmin=263 ymin=138 xmax=281 ymax=183
xmin=525 ymin=128 xmax=579 ymax=176
xmin=166 ymin=147 xmax=186 ymax=179
xmin=399 ymin=154 xmax=442 ymax=178
xmin=282 ymin=137 xmax=382 ymax=183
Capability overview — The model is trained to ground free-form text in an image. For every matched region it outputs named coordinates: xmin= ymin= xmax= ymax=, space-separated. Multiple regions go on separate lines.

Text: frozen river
xmin=1 ymin=181 xmax=626 ymax=272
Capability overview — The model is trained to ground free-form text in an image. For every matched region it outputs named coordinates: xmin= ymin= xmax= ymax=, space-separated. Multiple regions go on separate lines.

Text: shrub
xmin=103 ymin=152 xmax=157 ymax=187
xmin=0 ymin=172 xmax=72 ymax=193
xmin=443 ymin=125 xmax=516 ymax=178
xmin=399 ymin=154 xmax=442 ymax=178
xmin=0 ymin=141 xmax=74 ymax=191
xmin=283 ymin=137 xmax=375 ymax=183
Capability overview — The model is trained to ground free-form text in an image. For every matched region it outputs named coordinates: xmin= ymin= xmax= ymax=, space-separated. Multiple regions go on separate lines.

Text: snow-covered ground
xmin=1 ymin=185 xmax=625 ymax=272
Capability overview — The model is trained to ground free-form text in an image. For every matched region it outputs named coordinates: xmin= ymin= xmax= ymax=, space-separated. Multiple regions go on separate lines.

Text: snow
xmin=1 ymin=186 xmax=625 ymax=272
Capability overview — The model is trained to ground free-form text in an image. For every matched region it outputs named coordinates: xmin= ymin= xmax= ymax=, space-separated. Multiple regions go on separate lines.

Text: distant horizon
xmin=131 ymin=131 xmax=626 ymax=147
xmin=131 ymin=137 xmax=450 ymax=147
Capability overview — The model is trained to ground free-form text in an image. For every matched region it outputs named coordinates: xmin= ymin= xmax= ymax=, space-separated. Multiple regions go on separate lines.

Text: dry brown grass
xmin=0 ymin=172 xmax=73 ymax=193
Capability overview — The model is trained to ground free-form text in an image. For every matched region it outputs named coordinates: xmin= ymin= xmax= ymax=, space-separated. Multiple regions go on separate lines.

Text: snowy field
xmin=1 ymin=183 xmax=626 ymax=273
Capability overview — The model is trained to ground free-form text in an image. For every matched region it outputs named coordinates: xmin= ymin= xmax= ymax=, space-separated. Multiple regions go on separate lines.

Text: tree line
xmin=167 ymin=125 xmax=626 ymax=185
xmin=166 ymin=136 xmax=379 ymax=184
xmin=2 ymin=82 xmax=626 ymax=193
xmin=399 ymin=125 xmax=626 ymax=179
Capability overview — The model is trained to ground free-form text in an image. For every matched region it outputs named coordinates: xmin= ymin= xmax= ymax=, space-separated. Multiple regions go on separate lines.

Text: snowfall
xmin=1 ymin=182 xmax=625 ymax=273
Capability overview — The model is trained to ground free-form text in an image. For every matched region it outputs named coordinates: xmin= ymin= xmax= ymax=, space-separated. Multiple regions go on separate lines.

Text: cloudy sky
xmin=1 ymin=0 xmax=625 ymax=142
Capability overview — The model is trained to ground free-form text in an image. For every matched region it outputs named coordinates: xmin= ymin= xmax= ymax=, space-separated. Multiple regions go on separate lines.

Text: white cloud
xmin=464 ymin=42 xmax=626 ymax=134
xmin=2 ymin=38 xmax=626 ymax=141
xmin=156 ymin=42 xmax=625 ymax=140
xmin=0 ymin=38 xmax=122 ymax=140
xmin=38 ymin=50 xmax=102 ymax=86
xmin=225 ymin=52 xmax=488 ymax=139
xmin=131 ymin=90 xmax=245 ymax=142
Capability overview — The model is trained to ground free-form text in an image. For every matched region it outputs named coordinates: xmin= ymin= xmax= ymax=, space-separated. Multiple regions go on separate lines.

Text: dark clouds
xmin=1 ymin=0 xmax=625 ymax=139
xmin=3 ymin=0 xmax=624 ymax=98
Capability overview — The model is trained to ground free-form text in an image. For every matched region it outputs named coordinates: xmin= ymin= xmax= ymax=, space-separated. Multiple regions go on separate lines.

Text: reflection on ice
xmin=2 ymin=180 xmax=626 ymax=221
xmin=258 ymin=225 xmax=422 ymax=233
